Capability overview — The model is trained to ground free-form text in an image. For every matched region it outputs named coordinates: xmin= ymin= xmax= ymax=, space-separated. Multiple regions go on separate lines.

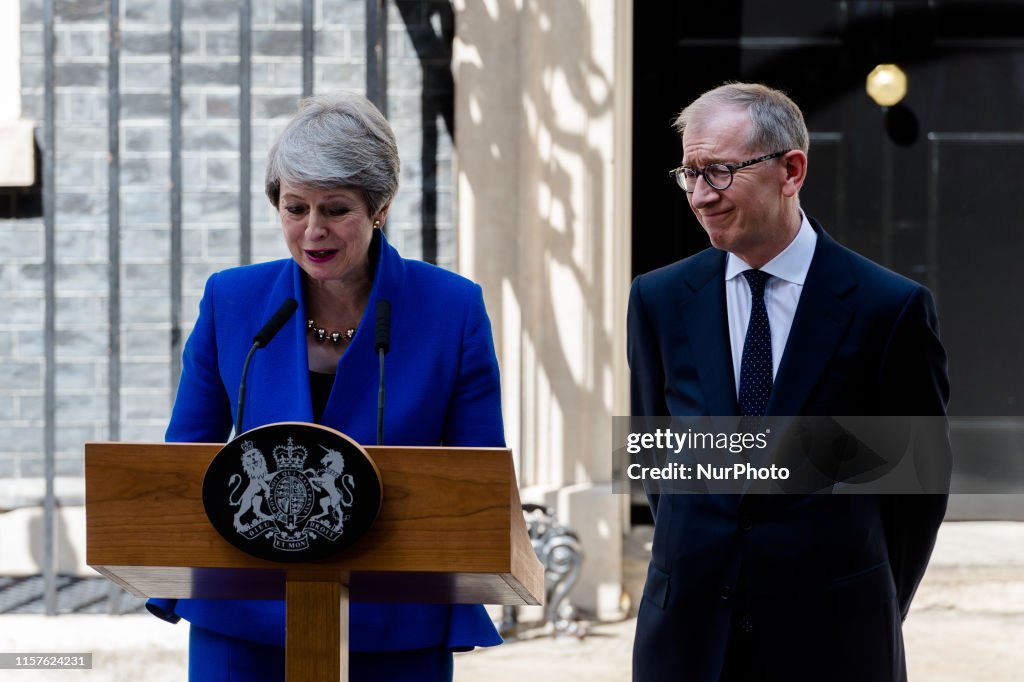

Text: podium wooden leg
xmin=286 ymin=579 xmax=349 ymax=682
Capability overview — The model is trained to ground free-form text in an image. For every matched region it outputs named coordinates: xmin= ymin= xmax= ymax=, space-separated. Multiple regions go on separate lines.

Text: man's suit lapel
xmin=680 ymin=250 xmax=740 ymax=416
xmin=766 ymin=223 xmax=857 ymax=416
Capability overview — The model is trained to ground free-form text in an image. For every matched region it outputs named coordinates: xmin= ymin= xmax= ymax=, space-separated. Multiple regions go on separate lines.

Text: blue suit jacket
xmin=149 ymin=232 xmax=504 ymax=653
xmin=627 ymin=220 xmax=949 ymax=682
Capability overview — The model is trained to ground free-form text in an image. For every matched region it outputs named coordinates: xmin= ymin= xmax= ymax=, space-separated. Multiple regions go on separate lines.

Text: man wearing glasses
xmin=627 ymin=83 xmax=949 ymax=681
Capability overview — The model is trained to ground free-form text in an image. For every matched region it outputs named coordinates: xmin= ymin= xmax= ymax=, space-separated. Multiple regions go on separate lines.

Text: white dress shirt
xmin=725 ymin=212 xmax=817 ymax=396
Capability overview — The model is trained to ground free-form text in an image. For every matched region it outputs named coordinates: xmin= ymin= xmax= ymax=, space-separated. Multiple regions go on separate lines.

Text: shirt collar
xmin=725 ymin=211 xmax=817 ymax=285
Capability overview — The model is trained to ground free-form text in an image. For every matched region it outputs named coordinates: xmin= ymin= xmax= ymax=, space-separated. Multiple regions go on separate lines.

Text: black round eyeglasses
xmin=669 ymin=150 xmax=790 ymax=193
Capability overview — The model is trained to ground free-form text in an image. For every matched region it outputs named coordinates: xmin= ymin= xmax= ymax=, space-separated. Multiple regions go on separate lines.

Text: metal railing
xmin=501 ymin=504 xmax=588 ymax=639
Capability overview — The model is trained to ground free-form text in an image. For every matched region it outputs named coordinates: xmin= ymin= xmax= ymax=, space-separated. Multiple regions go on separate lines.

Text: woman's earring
xmin=373 ymin=220 xmax=381 ymax=229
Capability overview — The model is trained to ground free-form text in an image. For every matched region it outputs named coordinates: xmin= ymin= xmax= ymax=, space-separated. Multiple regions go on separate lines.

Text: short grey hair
xmin=673 ymin=82 xmax=809 ymax=155
xmin=265 ymin=92 xmax=400 ymax=215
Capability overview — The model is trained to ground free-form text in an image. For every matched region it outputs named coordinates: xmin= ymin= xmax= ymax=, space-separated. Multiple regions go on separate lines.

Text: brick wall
xmin=2 ymin=0 xmax=453 ymax=507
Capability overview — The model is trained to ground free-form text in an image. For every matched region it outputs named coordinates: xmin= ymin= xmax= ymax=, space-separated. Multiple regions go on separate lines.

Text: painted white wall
xmin=0 ymin=0 xmax=33 ymax=187
xmin=453 ymin=0 xmax=632 ymax=619
xmin=0 ymin=1 xmax=21 ymax=124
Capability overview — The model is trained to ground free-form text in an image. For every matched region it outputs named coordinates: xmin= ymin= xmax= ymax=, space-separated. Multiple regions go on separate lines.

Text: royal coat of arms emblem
xmin=203 ymin=423 xmax=382 ymax=562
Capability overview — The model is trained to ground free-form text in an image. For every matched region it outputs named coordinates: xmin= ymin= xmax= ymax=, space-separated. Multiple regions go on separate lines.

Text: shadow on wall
xmin=19 ymin=505 xmax=84 ymax=575
xmin=457 ymin=0 xmax=616 ymax=486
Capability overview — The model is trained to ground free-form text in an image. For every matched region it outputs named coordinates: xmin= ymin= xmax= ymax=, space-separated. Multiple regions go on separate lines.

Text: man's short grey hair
xmin=265 ymin=92 xmax=400 ymax=215
xmin=673 ymin=82 xmax=809 ymax=155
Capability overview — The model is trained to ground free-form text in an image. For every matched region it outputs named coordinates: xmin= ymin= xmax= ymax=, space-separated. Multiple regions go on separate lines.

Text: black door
xmin=631 ymin=0 xmax=1024 ymax=518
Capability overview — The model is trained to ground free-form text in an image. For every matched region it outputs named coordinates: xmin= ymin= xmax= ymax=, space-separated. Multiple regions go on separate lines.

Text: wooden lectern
xmin=85 ymin=442 xmax=545 ymax=681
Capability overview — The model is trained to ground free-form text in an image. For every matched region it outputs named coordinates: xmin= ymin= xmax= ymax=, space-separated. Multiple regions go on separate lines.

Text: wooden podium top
xmin=85 ymin=442 xmax=544 ymax=606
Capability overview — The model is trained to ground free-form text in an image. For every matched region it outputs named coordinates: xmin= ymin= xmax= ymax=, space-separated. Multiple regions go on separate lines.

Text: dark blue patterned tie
xmin=739 ymin=270 xmax=773 ymax=417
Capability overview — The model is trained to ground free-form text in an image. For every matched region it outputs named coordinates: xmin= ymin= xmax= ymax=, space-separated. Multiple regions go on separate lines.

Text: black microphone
xmin=236 ymin=298 xmax=298 ymax=434
xmin=375 ymin=300 xmax=391 ymax=445
xmin=375 ymin=300 xmax=391 ymax=354
xmin=253 ymin=298 xmax=298 ymax=348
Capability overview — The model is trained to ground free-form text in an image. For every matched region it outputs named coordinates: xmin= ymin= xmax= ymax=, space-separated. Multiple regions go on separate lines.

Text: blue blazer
xmin=627 ymin=220 xmax=950 ymax=682
xmin=149 ymin=231 xmax=504 ymax=653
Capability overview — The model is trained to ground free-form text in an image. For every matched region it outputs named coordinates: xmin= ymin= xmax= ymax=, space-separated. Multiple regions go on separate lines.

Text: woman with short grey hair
xmin=265 ymin=94 xmax=400 ymax=215
xmin=147 ymin=91 xmax=506 ymax=682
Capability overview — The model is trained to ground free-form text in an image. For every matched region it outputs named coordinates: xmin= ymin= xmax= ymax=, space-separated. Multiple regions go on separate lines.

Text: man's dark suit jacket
xmin=627 ymin=219 xmax=949 ymax=682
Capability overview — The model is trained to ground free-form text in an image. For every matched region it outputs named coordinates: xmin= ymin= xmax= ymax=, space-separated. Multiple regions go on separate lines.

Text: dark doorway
xmin=631 ymin=0 xmax=1024 ymax=516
